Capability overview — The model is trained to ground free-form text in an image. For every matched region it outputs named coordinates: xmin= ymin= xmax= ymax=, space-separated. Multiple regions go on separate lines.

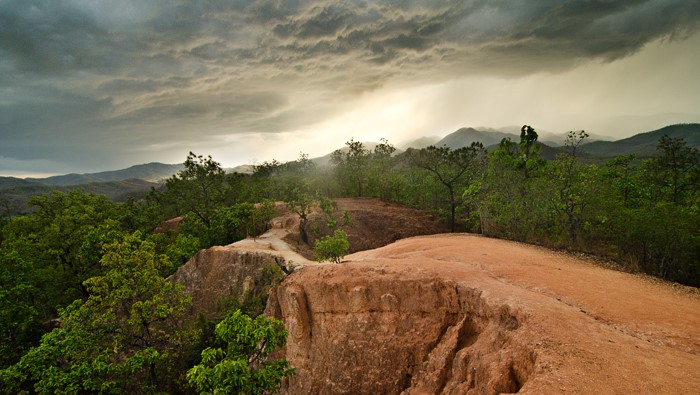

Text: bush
xmin=314 ymin=230 xmax=350 ymax=263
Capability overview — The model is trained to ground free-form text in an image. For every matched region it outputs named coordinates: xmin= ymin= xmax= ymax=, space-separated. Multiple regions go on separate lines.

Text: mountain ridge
xmin=26 ymin=162 xmax=186 ymax=186
xmin=5 ymin=123 xmax=697 ymax=187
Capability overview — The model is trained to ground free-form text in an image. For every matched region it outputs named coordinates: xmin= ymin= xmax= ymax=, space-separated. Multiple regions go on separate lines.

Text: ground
xmin=228 ymin=198 xmax=700 ymax=393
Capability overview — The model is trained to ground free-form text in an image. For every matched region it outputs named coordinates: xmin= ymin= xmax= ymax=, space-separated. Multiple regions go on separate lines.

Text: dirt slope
xmin=267 ymin=234 xmax=700 ymax=394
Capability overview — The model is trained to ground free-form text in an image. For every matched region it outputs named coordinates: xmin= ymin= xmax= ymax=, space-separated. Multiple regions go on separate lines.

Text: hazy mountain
xmin=540 ymin=131 xmax=615 ymax=147
xmin=397 ymin=135 xmax=441 ymax=150
xmin=0 ymin=178 xmax=160 ymax=214
xmin=581 ymin=123 xmax=700 ymax=158
xmin=432 ymin=127 xmax=519 ymax=149
xmin=27 ymin=162 xmax=185 ymax=186
xmin=225 ymin=164 xmax=255 ymax=174
xmin=312 ymin=141 xmax=405 ymax=167
xmin=0 ymin=177 xmax=44 ymax=188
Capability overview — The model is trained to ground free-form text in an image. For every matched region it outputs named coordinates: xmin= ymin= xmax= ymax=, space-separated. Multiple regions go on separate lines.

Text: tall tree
xmin=331 ymin=139 xmax=371 ymax=197
xmin=646 ymin=135 xmax=699 ymax=205
xmin=409 ymin=143 xmax=487 ymax=232
xmin=164 ymin=152 xmax=228 ymax=228
xmin=550 ymin=131 xmax=600 ymax=245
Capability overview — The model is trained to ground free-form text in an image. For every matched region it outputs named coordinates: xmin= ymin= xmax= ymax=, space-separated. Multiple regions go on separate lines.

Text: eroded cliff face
xmin=265 ymin=264 xmax=536 ymax=395
xmin=170 ymin=246 xmax=284 ymax=319
xmin=265 ymin=235 xmax=700 ymax=395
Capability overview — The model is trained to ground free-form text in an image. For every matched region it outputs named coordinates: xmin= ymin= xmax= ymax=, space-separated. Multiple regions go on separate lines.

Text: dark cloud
xmin=1 ymin=0 xmax=699 ymax=172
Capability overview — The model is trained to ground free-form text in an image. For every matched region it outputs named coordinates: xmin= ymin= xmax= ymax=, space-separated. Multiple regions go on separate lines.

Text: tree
xmin=2 ymin=233 xmax=195 ymax=394
xmin=331 ymin=139 xmax=371 ymax=197
xmin=314 ymin=229 xmax=351 ymax=264
xmin=0 ymin=251 xmax=41 ymax=369
xmin=285 ymin=187 xmax=315 ymax=245
xmin=550 ymin=131 xmax=600 ymax=245
xmin=366 ymin=138 xmax=399 ymax=200
xmin=164 ymin=152 xmax=228 ymax=229
xmin=0 ymin=190 xmax=125 ymax=306
xmin=409 ymin=143 xmax=487 ymax=232
xmin=187 ymin=310 xmax=294 ymax=395
xmin=646 ymin=135 xmax=699 ymax=205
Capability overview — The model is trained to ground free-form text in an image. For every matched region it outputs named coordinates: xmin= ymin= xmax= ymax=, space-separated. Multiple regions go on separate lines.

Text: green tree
xmin=366 ymin=138 xmax=399 ymax=200
xmin=409 ymin=143 xmax=487 ymax=232
xmin=187 ymin=310 xmax=293 ymax=395
xmin=0 ymin=251 xmax=41 ymax=369
xmin=164 ymin=152 xmax=228 ymax=229
xmin=480 ymin=129 xmax=551 ymax=241
xmin=550 ymin=131 xmax=600 ymax=245
xmin=646 ymin=135 xmax=699 ymax=205
xmin=314 ymin=229 xmax=351 ymax=264
xmin=285 ymin=187 xmax=316 ymax=245
xmin=603 ymin=155 xmax=642 ymax=208
xmin=331 ymin=139 xmax=371 ymax=197
xmin=1 ymin=233 xmax=195 ymax=394
xmin=0 ymin=191 xmax=125 ymax=308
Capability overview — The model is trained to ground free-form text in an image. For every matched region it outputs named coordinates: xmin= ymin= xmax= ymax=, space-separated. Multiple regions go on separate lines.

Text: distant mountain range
xmin=2 ymin=123 xmax=697 ymax=213
xmin=25 ymin=162 xmax=186 ymax=186
xmin=0 ymin=162 xmax=256 ymax=213
xmin=432 ymin=127 xmax=517 ymax=149
xmin=580 ymin=123 xmax=700 ymax=158
xmin=414 ymin=123 xmax=699 ymax=160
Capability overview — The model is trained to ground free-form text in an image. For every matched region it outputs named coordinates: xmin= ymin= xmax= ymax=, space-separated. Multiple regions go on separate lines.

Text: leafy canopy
xmin=187 ymin=310 xmax=294 ymax=395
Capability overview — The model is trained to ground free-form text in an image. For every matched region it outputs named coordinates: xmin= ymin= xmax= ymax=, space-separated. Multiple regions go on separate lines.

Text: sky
xmin=1 ymin=0 xmax=700 ymax=177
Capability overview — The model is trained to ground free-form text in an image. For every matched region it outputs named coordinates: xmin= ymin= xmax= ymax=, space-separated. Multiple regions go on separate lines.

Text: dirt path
xmin=348 ymin=233 xmax=700 ymax=393
xmin=228 ymin=205 xmax=316 ymax=268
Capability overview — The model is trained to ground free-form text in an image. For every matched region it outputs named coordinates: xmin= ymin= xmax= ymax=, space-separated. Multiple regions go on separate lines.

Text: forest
xmin=1 ymin=127 xmax=698 ymax=394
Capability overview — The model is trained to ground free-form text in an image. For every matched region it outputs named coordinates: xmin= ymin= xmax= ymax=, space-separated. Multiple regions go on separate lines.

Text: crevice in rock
xmin=268 ymin=277 xmax=537 ymax=395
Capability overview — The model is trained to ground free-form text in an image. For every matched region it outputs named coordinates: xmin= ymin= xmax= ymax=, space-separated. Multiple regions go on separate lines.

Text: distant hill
xmin=581 ymin=123 xmax=700 ymax=158
xmin=27 ymin=162 xmax=185 ymax=186
xmin=397 ymin=136 xmax=441 ymax=150
xmin=312 ymin=141 xmax=405 ymax=167
xmin=0 ymin=178 xmax=159 ymax=214
xmin=225 ymin=164 xmax=255 ymax=174
xmin=433 ymin=127 xmax=518 ymax=149
xmin=0 ymin=177 xmax=44 ymax=189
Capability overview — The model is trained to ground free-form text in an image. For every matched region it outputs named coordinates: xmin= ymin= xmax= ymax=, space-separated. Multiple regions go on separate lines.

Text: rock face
xmin=170 ymin=246 xmax=284 ymax=319
xmin=266 ymin=234 xmax=700 ymax=394
xmin=266 ymin=264 xmax=535 ymax=395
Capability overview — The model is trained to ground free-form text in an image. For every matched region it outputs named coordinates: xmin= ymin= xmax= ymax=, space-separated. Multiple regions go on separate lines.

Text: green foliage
xmin=0 ymin=251 xmax=41 ymax=369
xmin=480 ymin=129 xmax=700 ymax=285
xmin=1 ymin=233 xmax=196 ymax=394
xmin=187 ymin=310 xmax=294 ymax=395
xmin=162 ymin=152 xmax=228 ymax=228
xmin=332 ymin=138 xmax=371 ymax=197
xmin=314 ymin=230 xmax=350 ymax=264
xmin=285 ymin=187 xmax=316 ymax=245
xmin=644 ymin=135 xmax=699 ymax=205
xmin=0 ymin=191 xmax=129 ymax=319
xmin=163 ymin=232 xmax=202 ymax=274
xmin=409 ymin=142 xmax=487 ymax=232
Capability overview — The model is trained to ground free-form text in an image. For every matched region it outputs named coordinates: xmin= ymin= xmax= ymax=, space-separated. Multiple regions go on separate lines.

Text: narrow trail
xmin=227 ymin=205 xmax=316 ymax=268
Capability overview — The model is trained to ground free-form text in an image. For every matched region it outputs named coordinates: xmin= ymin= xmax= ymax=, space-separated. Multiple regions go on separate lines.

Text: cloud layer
xmin=1 ymin=0 xmax=699 ymax=173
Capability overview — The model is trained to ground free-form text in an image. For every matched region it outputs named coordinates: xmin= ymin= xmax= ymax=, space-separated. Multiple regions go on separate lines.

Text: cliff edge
xmin=266 ymin=234 xmax=700 ymax=394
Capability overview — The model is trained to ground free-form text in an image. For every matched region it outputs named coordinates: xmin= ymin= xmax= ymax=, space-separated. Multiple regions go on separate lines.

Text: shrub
xmin=314 ymin=230 xmax=350 ymax=263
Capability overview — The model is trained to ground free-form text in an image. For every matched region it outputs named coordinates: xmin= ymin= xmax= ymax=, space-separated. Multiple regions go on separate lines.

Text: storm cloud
xmin=1 ymin=0 xmax=699 ymax=174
